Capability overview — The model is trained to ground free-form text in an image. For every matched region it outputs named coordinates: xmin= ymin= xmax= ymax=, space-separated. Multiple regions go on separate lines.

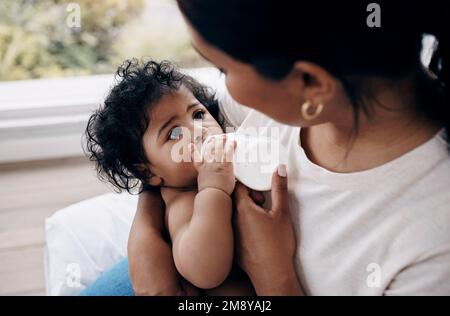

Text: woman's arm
xmin=128 ymin=190 xmax=192 ymax=296
xmin=233 ymin=166 xmax=304 ymax=296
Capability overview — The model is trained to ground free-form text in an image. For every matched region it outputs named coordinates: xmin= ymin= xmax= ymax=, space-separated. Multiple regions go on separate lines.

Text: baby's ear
xmin=133 ymin=163 xmax=162 ymax=187
xmin=148 ymin=176 xmax=162 ymax=186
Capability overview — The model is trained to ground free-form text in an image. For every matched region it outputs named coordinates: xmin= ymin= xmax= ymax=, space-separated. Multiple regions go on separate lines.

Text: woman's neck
xmin=302 ymin=79 xmax=442 ymax=173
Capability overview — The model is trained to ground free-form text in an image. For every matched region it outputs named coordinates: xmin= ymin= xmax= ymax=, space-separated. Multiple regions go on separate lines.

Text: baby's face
xmin=142 ymin=86 xmax=223 ymax=188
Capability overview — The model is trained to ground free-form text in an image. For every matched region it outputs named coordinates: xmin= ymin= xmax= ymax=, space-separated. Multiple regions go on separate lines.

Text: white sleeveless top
xmin=217 ymin=76 xmax=450 ymax=295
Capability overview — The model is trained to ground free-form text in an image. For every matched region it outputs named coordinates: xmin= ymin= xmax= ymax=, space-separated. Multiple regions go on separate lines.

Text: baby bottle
xmin=201 ymin=132 xmax=287 ymax=191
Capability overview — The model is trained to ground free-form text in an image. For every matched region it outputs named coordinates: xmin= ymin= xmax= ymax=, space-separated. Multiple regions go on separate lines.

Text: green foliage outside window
xmin=0 ymin=0 xmax=206 ymax=81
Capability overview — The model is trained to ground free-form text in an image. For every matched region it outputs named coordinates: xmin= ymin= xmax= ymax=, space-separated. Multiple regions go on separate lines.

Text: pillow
xmin=44 ymin=193 xmax=137 ymax=295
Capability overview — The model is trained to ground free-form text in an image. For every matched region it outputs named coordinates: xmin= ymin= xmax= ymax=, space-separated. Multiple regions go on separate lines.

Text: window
xmin=0 ymin=0 xmax=208 ymax=81
xmin=0 ymin=0 xmax=211 ymax=163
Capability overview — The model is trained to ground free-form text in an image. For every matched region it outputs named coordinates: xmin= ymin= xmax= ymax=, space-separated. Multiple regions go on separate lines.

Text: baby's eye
xmin=193 ymin=110 xmax=205 ymax=121
xmin=168 ymin=126 xmax=183 ymax=141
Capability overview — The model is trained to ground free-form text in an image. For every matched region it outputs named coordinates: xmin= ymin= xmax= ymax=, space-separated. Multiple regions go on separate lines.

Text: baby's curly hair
xmin=84 ymin=59 xmax=219 ymax=193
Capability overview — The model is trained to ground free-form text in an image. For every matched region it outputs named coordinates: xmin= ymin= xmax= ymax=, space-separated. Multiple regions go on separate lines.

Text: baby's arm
xmin=164 ymin=136 xmax=237 ymax=289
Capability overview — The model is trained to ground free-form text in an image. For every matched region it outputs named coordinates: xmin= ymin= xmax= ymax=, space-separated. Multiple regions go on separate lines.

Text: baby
xmin=85 ymin=59 xmax=254 ymax=295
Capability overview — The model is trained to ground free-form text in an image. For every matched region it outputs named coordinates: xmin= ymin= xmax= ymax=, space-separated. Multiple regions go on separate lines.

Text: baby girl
xmin=85 ymin=59 xmax=254 ymax=295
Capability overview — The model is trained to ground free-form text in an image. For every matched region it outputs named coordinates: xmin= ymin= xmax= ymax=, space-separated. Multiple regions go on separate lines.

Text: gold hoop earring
xmin=301 ymin=100 xmax=324 ymax=121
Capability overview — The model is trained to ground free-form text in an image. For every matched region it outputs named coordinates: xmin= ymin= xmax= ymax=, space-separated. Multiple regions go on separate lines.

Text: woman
xmin=84 ymin=0 xmax=450 ymax=295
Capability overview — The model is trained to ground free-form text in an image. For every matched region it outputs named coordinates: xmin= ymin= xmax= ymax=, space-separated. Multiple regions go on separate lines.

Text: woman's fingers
xmin=249 ymin=189 xmax=265 ymax=205
xmin=270 ymin=164 xmax=289 ymax=215
xmin=234 ymin=182 xmax=267 ymax=214
xmin=235 ymin=165 xmax=288 ymax=215
xmin=234 ymin=182 xmax=250 ymax=203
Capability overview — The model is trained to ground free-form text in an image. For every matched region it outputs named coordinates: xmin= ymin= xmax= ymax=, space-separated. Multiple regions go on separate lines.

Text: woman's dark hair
xmin=178 ymin=0 xmax=450 ymax=152
xmin=84 ymin=59 xmax=219 ymax=193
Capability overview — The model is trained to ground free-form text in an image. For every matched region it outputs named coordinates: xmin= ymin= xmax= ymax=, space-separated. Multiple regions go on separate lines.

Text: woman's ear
xmin=287 ymin=61 xmax=337 ymax=105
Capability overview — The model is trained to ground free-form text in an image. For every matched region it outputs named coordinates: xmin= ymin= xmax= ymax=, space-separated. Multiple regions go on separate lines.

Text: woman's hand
xmin=233 ymin=165 xmax=303 ymax=296
xmin=129 ymin=230 xmax=197 ymax=296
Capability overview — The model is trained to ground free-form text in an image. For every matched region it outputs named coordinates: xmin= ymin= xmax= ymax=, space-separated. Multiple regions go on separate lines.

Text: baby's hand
xmin=189 ymin=134 xmax=237 ymax=195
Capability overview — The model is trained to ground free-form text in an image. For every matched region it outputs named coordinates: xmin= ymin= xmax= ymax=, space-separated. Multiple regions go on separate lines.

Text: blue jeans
xmin=80 ymin=258 xmax=134 ymax=296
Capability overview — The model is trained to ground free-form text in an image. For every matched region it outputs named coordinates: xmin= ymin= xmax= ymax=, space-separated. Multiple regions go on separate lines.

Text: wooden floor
xmin=0 ymin=157 xmax=111 ymax=296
